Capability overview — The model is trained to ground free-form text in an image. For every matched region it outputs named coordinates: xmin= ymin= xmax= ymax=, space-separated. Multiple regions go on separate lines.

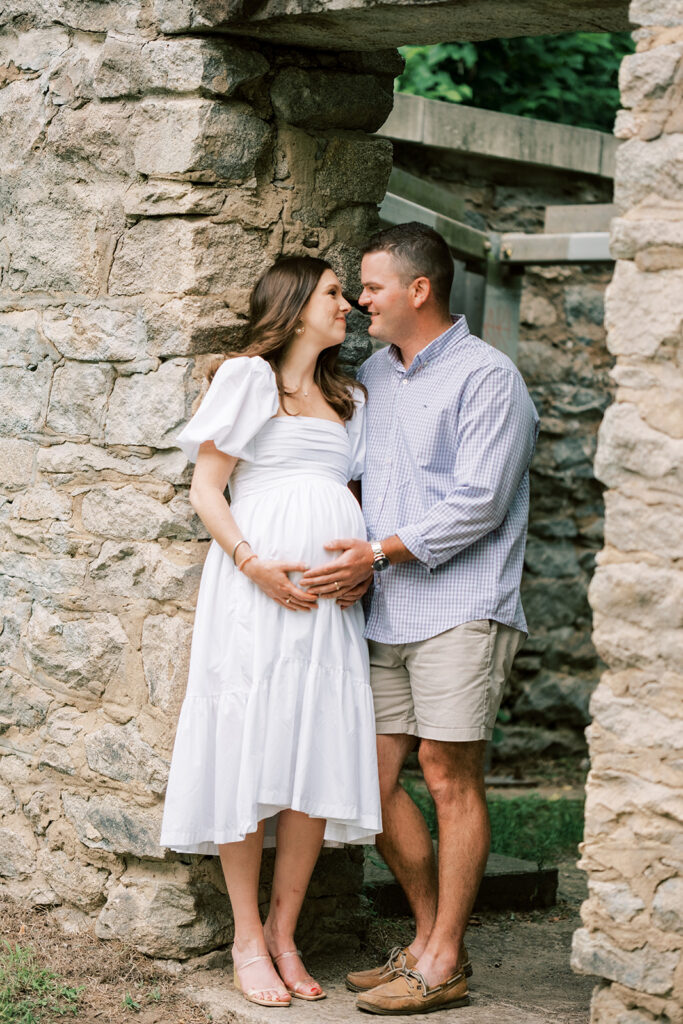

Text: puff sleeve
xmin=346 ymin=387 xmax=366 ymax=482
xmin=176 ymin=356 xmax=279 ymax=463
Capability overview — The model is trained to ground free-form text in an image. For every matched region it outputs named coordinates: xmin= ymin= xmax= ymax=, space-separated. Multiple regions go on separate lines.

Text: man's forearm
xmin=380 ymin=534 xmax=415 ymax=565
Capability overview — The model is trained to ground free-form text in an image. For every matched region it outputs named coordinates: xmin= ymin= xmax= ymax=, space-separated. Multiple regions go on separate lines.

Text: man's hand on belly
xmin=300 ymin=538 xmax=374 ymax=596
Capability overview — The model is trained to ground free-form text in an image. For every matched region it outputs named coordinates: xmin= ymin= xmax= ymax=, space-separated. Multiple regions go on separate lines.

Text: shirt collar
xmin=387 ymin=315 xmax=470 ymax=376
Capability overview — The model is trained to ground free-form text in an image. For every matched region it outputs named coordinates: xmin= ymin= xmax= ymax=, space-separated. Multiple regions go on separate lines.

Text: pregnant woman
xmin=160 ymin=256 xmax=381 ymax=1008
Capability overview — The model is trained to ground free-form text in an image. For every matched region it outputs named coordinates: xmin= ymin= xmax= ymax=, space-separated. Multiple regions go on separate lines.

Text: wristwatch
xmin=370 ymin=540 xmax=391 ymax=572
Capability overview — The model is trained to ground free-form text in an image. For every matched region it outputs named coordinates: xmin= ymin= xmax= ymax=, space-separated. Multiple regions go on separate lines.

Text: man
xmin=302 ymin=222 xmax=539 ymax=1015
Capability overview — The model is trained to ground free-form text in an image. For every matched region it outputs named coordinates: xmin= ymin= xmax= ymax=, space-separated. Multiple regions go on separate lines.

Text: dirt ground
xmin=1 ymin=859 xmax=593 ymax=1024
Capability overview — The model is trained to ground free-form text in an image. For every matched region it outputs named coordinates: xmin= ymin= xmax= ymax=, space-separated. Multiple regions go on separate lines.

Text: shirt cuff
xmin=396 ymin=526 xmax=439 ymax=570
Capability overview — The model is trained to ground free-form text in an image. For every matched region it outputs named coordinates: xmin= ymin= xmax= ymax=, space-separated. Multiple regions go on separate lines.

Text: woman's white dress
xmin=160 ymin=355 xmax=381 ymax=853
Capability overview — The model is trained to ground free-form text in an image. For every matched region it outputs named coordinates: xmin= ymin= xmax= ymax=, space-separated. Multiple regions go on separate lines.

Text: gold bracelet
xmin=231 ymin=538 xmax=250 ymax=562
xmin=236 ymin=553 xmax=257 ymax=573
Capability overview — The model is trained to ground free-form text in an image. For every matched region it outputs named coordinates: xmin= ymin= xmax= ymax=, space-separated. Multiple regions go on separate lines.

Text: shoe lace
xmin=383 ymin=946 xmax=407 ymax=974
xmin=401 ymin=967 xmax=428 ymax=996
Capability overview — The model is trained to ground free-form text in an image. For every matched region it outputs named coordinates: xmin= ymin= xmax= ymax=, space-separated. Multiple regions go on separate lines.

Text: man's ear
xmin=410 ymin=276 xmax=432 ymax=309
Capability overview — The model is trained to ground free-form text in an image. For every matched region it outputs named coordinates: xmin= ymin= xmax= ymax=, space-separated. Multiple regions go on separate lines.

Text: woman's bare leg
xmin=263 ymin=810 xmax=326 ymax=996
xmin=218 ymin=822 xmax=289 ymax=1003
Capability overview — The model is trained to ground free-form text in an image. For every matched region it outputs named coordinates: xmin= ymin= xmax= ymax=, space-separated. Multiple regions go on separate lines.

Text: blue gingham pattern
xmin=358 ymin=316 xmax=540 ymax=644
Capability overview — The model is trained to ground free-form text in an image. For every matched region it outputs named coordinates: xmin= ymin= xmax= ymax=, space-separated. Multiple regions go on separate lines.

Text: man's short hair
xmin=362 ymin=222 xmax=453 ymax=311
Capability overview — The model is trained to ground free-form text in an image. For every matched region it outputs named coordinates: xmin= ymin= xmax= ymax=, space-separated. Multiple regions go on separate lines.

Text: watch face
xmin=374 ymin=555 xmax=391 ymax=571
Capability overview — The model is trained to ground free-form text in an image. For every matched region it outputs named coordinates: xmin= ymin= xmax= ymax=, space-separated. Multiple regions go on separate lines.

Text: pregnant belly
xmin=231 ymin=477 xmax=366 ymax=566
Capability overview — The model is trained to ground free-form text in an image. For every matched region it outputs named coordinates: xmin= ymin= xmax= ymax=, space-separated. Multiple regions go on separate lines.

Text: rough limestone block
xmin=595 ymin=403 xmax=683 ymax=493
xmin=270 ymin=67 xmax=393 ymax=131
xmin=572 ymin=927 xmax=678 ymax=996
xmin=109 ymin=218 xmax=271 ymax=297
xmin=144 ymin=297 xmax=248 ymax=356
xmin=0 ymin=440 xmax=35 ymax=493
xmin=84 ymin=721 xmax=169 ymax=793
xmin=604 ymin=490 xmax=683 ymax=559
xmin=610 ymin=217 xmax=683 ymax=264
xmin=104 ymin=359 xmax=191 ymax=449
xmin=47 ymin=103 xmax=134 ymax=178
xmin=619 ymin=44 xmax=683 ymax=110
xmin=37 ymin=849 xmax=108 ymax=911
xmin=592 ymin=614 xmax=683 ymax=673
xmin=62 ymin=791 xmax=163 ymax=859
xmin=47 ymin=362 xmax=115 ymax=437
xmin=1 ymin=552 xmax=87 ymax=596
xmin=81 ymin=485 xmax=204 ymax=541
xmin=0 ymin=79 xmax=50 ymax=175
xmin=23 ymin=604 xmax=129 ymax=698
xmin=588 ymin=880 xmax=646 ymax=925
xmin=590 ymin=562 xmax=683 ymax=634
xmin=652 ymin=877 xmax=683 ymax=934
xmin=89 ymin=541 xmax=203 ymax=602
xmin=133 ymin=99 xmax=273 ymax=182
xmin=605 ymin=261 xmax=683 ymax=357
xmin=0 ymin=826 xmax=36 ymax=879
xmin=0 ymin=310 xmax=54 ymax=368
xmin=94 ymin=36 xmax=268 ymax=99
xmin=630 ymin=0 xmax=683 ymax=27
xmin=316 ymin=135 xmax=393 ymax=207
xmin=37 ymin=442 xmax=189 ymax=488
xmin=614 ymin=135 xmax=683 ymax=213
xmin=590 ymin=683 xmax=683 ymax=755
xmin=96 ymin=875 xmax=232 ymax=958
xmin=11 ymin=482 xmax=71 ymax=522
xmin=141 ymin=613 xmax=194 ymax=714
xmin=42 ymin=305 xmax=146 ymax=362
xmin=123 ymin=181 xmax=227 ymax=217
xmin=0 ymin=26 xmax=71 ymax=72
xmin=0 ymin=362 xmax=53 ymax=434
xmin=0 ymin=669 xmax=51 ymax=731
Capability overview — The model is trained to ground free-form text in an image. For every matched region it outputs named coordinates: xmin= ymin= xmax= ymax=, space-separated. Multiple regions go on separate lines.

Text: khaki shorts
xmin=369 ymin=620 xmax=525 ymax=743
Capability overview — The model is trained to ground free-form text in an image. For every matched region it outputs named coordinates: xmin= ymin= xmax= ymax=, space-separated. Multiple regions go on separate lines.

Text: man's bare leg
xmin=410 ymin=739 xmax=488 ymax=986
xmin=376 ymin=733 xmax=438 ymax=958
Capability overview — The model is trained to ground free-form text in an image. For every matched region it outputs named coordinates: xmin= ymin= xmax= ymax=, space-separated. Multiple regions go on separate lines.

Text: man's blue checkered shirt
xmin=357 ymin=316 xmax=540 ymax=645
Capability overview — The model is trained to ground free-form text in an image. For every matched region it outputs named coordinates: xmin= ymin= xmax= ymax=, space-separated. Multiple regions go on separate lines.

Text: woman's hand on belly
xmin=241 ymin=557 xmax=319 ymax=612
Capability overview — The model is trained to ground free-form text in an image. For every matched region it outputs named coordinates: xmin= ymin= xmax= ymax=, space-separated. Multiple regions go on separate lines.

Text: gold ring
xmin=335 ymin=581 xmax=340 ymax=591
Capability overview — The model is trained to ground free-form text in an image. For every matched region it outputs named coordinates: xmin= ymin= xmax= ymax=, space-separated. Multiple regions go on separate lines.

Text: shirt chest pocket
xmin=396 ymin=404 xmax=458 ymax=474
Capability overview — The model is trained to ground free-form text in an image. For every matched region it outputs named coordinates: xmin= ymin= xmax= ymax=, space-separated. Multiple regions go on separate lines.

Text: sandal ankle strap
xmin=235 ymin=953 xmax=270 ymax=971
xmin=273 ymin=949 xmax=302 ymax=963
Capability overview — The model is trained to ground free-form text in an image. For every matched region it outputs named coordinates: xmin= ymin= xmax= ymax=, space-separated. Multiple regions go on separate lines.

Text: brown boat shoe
xmin=346 ymin=944 xmax=472 ymax=993
xmin=346 ymin=946 xmax=417 ymax=992
xmin=356 ymin=966 xmax=470 ymax=1015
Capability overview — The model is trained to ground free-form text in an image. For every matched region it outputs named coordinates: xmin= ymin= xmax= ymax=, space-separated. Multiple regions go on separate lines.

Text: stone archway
xmin=0 ymin=1 xmax=681 ymax=1020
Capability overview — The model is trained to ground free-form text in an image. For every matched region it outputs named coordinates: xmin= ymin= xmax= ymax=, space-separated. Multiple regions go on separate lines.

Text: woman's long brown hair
xmin=208 ymin=256 xmax=364 ymax=423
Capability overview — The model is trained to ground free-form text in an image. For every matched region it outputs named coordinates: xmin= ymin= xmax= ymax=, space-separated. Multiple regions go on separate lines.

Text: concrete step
xmin=364 ymin=848 xmax=558 ymax=916
xmin=184 ymin=974 xmax=570 ymax=1024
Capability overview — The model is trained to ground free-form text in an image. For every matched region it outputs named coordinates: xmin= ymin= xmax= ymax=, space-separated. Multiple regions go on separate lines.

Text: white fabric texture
xmin=161 ymin=356 xmax=381 ymax=853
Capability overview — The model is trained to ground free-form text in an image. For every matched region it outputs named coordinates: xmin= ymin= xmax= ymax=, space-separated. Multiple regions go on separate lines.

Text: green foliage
xmin=396 ymin=33 xmax=635 ymax=133
xmin=401 ymin=778 xmax=584 ymax=868
xmin=0 ymin=941 xmax=81 ymax=1023
xmin=487 ymin=794 xmax=584 ymax=868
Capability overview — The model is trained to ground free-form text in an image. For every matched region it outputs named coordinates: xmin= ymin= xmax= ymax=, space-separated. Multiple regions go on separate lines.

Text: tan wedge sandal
xmin=273 ymin=949 xmax=327 ymax=1001
xmin=233 ymin=953 xmax=292 ymax=1008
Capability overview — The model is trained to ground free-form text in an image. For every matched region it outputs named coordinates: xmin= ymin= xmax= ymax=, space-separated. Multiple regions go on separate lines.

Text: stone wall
xmin=0 ymin=4 xmax=395 ymax=955
xmin=571 ymin=3 xmax=683 ymax=1020
xmin=393 ymin=142 xmax=615 ymax=763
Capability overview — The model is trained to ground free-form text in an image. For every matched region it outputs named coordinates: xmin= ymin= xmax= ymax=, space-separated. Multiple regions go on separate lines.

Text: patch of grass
xmin=0 ymin=940 xmax=82 ymax=1023
xmin=402 ymin=778 xmax=584 ymax=868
